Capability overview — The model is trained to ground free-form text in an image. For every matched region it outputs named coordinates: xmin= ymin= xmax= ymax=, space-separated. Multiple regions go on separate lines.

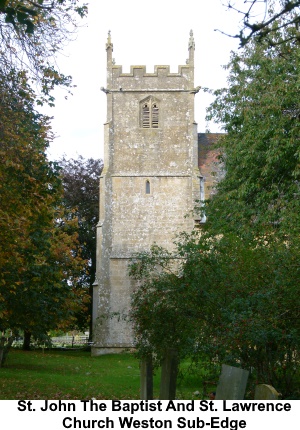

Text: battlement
xmin=111 ymin=64 xmax=191 ymax=78
xmin=105 ymin=30 xmax=195 ymax=91
xmin=109 ymin=64 xmax=193 ymax=91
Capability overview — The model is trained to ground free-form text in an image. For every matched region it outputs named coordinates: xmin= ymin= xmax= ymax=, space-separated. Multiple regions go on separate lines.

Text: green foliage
xmin=184 ymin=234 xmax=300 ymax=397
xmin=0 ymin=68 xmax=89 ymax=365
xmin=129 ymin=234 xmax=300 ymax=397
xmin=129 ymin=240 xmax=224 ymax=365
xmin=197 ymin=18 xmax=300 ymax=397
xmin=58 ymin=156 xmax=103 ymax=332
xmin=205 ymin=24 xmax=300 ymax=239
xmin=129 ymin=14 xmax=300 ymax=400
xmin=58 ymin=156 xmax=102 ymax=275
xmin=122 ymin=10 xmax=300 ymax=400
xmin=0 ymin=0 xmax=90 ymax=363
xmin=4 ymin=4 xmax=37 ymax=33
xmin=0 ymin=1 xmax=88 ymax=103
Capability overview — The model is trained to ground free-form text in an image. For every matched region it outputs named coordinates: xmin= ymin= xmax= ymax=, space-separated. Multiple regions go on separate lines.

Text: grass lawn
xmin=0 ymin=349 xmax=208 ymax=400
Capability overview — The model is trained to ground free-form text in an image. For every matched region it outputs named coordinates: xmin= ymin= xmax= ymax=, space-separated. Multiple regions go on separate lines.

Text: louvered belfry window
xmin=141 ymin=98 xmax=159 ymax=128
xmin=142 ymin=103 xmax=150 ymax=128
xmin=152 ymin=103 xmax=159 ymax=128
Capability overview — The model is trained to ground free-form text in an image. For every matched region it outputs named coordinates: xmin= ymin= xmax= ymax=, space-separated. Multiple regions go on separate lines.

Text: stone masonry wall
xmin=92 ymin=32 xmax=201 ymax=355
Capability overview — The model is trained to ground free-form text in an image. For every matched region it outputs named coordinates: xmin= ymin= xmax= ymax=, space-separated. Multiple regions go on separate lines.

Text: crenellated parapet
xmin=104 ymin=30 xmax=196 ymax=91
xmin=111 ymin=64 xmax=192 ymax=77
xmin=108 ymin=64 xmax=192 ymax=91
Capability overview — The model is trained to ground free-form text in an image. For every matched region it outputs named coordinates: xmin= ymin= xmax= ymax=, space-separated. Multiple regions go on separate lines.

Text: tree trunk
xmin=23 ymin=330 xmax=32 ymax=350
xmin=0 ymin=336 xmax=14 ymax=367
xmin=0 ymin=343 xmax=4 ymax=368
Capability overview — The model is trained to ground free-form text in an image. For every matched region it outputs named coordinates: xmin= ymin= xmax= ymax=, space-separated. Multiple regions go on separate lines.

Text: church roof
xmin=198 ymin=133 xmax=224 ymax=198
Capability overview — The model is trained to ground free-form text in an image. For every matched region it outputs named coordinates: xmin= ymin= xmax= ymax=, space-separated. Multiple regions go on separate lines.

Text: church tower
xmin=92 ymin=31 xmax=201 ymax=355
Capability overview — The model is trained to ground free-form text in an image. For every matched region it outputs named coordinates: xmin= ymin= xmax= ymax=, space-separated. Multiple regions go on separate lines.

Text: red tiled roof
xmin=198 ymin=133 xmax=224 ymax=198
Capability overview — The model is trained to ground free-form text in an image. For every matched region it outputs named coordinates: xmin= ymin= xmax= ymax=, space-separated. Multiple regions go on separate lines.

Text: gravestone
xmin=215 ymin=364 xmax=249 ymax=400
xmin=159 ymin=349 xmax=178 ymax=400
xmin=254 ymin=384 xmax=280 ymax=400
xmin=140 ymin=357 xmax=153 ymax=400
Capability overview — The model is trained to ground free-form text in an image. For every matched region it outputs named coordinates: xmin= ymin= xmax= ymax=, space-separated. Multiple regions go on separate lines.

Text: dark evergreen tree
xmin=58 ymin=156 xmax=103 ymax=339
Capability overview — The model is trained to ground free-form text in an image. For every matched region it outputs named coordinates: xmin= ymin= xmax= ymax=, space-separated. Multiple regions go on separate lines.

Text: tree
xmin=129 ymin=233 xmax=300 ymax=398
xmin=205 ymin=24 xmax=300 ymax=239
xmin=180 ymin=233 xmax=300 ymax=398
xmin=129 ymin=245 xmax=196 ymax=366
xmin=0 ymin=68 xmax=88 ymax=364
xmin=0 ymin=2 xmax=91 ymax=361
xmin=58 ymin=156 xmax=103 ymax=338
xmin=196 ymin=21 xmax=300 ymax=396
xmin=0 ymin=0 xmax=88 ymax=104
xmin=220 ymin=0 xmax=300 ymax=46
xmin=129 ymin=13 xmax=300 ymax=399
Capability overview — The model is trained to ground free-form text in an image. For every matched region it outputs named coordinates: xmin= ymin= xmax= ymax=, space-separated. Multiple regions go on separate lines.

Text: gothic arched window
xmin=141 ymin=98 xmax=159 ymax=128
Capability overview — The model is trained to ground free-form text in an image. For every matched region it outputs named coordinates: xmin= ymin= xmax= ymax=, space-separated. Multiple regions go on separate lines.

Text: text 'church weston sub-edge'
xmin=92 ymin=31 xmax=220 ymax=355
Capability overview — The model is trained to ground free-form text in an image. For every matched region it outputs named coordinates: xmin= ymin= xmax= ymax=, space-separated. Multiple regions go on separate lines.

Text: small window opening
xmin=145 ymin=180 xmax=151 ymax=194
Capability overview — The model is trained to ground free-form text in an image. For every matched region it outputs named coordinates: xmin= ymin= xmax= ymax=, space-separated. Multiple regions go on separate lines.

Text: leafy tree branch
xmin=0 ymin=0 xmax=88 ymax=103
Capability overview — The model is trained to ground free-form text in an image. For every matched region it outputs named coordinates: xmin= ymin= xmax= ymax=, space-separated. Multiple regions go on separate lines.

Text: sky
xmin=45 ymin=0 xmax=248 ymax=161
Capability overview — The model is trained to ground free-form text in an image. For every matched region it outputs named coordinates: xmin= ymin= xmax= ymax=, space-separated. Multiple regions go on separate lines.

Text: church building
xmin=92 ymin=31 xmax=220 ymax=356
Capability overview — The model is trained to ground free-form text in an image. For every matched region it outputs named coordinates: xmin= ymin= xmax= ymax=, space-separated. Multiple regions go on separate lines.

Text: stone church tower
xmin=92 ymin=31 xmax=202 ymax=355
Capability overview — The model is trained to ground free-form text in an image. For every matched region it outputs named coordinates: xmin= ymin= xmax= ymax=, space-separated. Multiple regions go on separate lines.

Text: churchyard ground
xmin=0 ymin=349 xmax=208 ymax=400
